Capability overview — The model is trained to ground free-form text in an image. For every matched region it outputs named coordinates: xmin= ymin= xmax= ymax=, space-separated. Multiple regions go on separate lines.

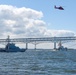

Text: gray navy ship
xmin=0 ymin=36 xmax=26 ymax=52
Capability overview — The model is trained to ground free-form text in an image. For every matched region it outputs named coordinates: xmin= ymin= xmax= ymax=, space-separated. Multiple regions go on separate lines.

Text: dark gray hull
xmin=0 ymin=48 xmax=26 ymax=52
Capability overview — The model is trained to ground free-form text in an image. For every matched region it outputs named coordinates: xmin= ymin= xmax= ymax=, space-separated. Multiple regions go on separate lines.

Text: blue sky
xmin=0 ymin=0 xmax=76 ymax=48
xmin=2 ymin=0 xmax=76 ymax=31
xmin=0 ymin=0 xmax=76 ymax=37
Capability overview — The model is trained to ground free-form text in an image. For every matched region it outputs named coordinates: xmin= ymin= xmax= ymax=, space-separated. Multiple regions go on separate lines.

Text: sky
xmin=0 ymin=0 xmax=76 ymax=38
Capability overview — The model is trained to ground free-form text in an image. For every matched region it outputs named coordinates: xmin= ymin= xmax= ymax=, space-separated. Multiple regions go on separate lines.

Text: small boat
xmin=57 ymin=41 xmax=67 ymax=51
xmin=57 ymin=46 xmax=67 ymax=51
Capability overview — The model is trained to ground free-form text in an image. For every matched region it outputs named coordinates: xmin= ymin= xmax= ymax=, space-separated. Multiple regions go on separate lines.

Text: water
xmin=0 ymin=49 xmax=76 ymax=75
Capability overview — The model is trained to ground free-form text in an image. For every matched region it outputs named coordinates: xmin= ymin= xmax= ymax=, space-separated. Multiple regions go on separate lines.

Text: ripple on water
xmin=0 ymin=50 xmax=76 ymax=75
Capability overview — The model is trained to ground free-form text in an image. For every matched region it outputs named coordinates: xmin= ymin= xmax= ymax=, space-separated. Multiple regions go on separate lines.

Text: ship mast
xmin=58 ymin=41 xmax=62 ymax=47
xmin=6 ymin=35 xmax=10 ymax=50
xmin=7 ymin=35 xmax=10 ymax=44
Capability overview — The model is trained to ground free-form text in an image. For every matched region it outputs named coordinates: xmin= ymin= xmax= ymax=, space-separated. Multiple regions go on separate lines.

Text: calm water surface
xmin=0 ymin=49 xmax=76 ymax=75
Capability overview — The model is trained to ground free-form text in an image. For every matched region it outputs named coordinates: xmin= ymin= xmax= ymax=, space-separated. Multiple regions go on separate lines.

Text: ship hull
xmin=0 ymin=48 xmax=26 ymax=52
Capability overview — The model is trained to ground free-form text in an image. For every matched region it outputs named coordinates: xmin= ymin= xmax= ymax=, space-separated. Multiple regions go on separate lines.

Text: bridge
xmin=0 ymin=36 xmax=76 ymax=49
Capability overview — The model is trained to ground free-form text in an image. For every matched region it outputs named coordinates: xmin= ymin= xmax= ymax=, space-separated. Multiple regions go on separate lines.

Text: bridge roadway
xmin=0 ymin=36 xmax=76 ymax=49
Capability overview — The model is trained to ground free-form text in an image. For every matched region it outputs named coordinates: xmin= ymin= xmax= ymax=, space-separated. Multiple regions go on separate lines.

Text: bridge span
xmin=0 ymin=36 xmax=76 ymax=49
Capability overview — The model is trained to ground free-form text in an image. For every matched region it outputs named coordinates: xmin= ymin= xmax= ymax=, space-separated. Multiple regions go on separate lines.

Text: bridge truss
xmin=0 ymin=36 xmax=76 ymax=49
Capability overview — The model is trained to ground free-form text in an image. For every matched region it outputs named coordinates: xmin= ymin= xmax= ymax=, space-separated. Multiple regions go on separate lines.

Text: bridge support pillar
xmin=26 ymin=43 xmax=28 ymax=50
xmin=35 ymin=43 xmax=36 ymax=49
xmin=54 ymin=42 xmax=56 ymax=49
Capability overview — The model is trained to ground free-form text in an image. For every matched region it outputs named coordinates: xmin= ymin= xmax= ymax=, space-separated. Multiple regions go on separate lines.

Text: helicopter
xmin=54 ymin=5 xmax=64 ymax=10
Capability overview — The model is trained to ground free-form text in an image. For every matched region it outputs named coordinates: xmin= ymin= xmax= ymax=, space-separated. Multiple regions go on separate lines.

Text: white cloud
xmin=48 ymin=30 xmax=75 ymax=37
xmin=0 ymin=5 xmax=75 ymax=38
